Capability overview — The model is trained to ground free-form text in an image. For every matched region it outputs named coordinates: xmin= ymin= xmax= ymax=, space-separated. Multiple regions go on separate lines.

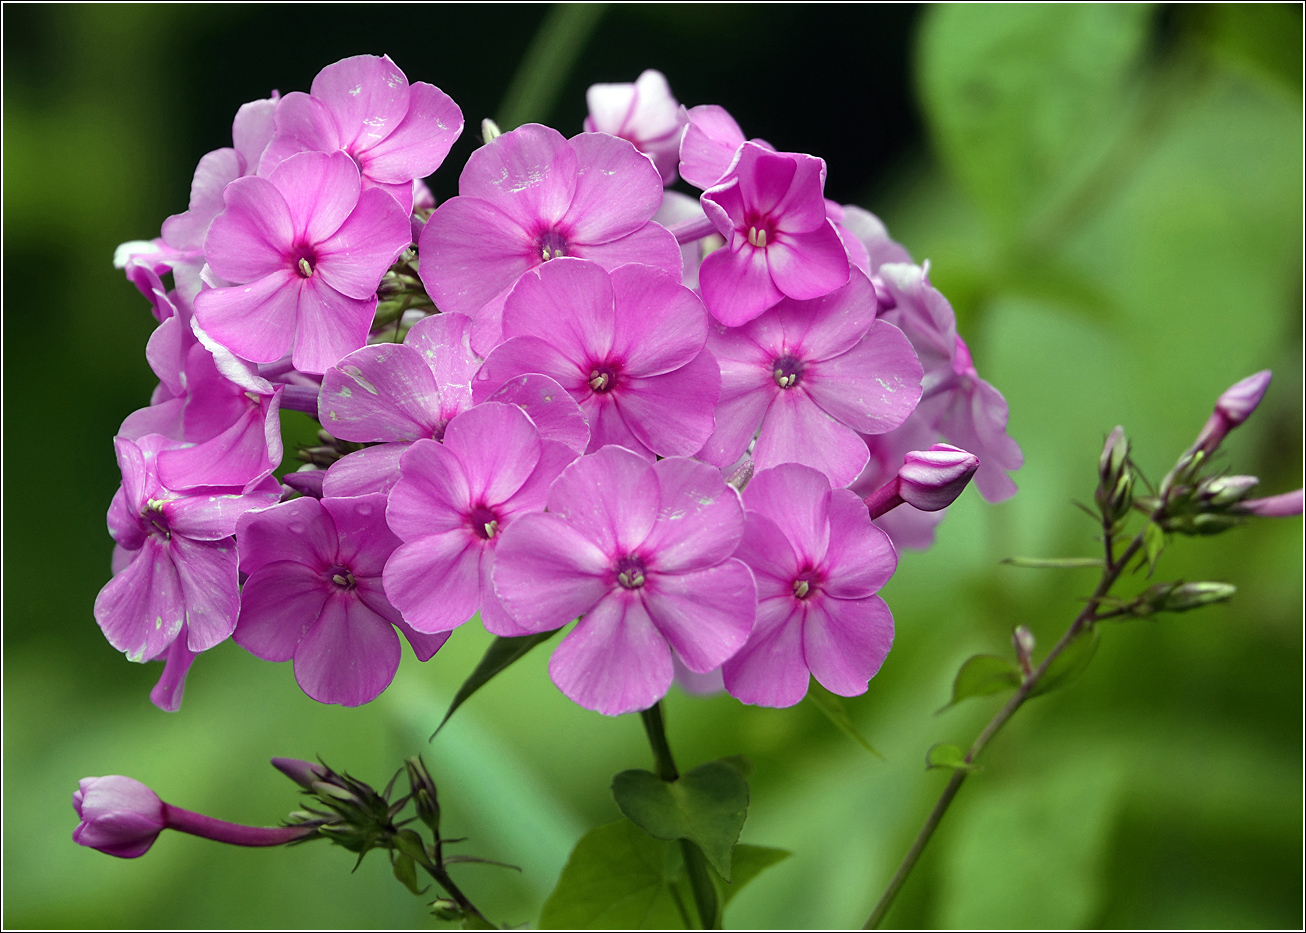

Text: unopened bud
xmin=481 ymin=118 xmax=502 ymax=145
xmin=898 ymin=445 xmax=980 ymax=511
xmin=725 ymin=459 xmax=754 ymax=492
xmin=272 ymin=758 xmax=329 ymax=789
xmin=1236 ymin=489 xmax=1304 ymax=518
xmin=405 ymin=757 xmax=441 ymax=835
xmin=1134 ymin=580 xmax=1236 ymax=615
xmin=1193 ymin=370 xmax=1272 ymax=455
xmin=1197 ymin=474 xmax=1259 ymax=507
xmin=1012 ymin=626 xmax=1035 ymax=676
xmin=1098 ymin=426 xmax=1129 ymax=489
xmin=430 ymin=898 xmax=463 ymax=921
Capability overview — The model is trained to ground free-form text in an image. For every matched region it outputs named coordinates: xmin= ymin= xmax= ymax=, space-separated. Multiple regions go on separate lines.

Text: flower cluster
xmin=103 ymin=57 xmax=1023 ymax=716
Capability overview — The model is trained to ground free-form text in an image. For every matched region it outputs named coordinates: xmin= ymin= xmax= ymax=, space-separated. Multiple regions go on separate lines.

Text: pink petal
xmin=501 ymin=257 xmax=615 ymax=358
xmin=232 ymin=95 xmax=278 ymax=170
xmin=290 ymin=278 xmax=376 ymax=374
xmin=678 ymin=105 xmax=746 ymax=190
xmin=112 ymin=436 xmax=150 ymax=514
xmin=754 ymin=389 xmax=870 ymax=488
xmin=458 ymin=123 xmax=577 ymax=230
xmin=158 ymin=390 xmax=281 ymax=492
xmin=418 ymin=196 xmax=535 ymax=327
xmin=767 ymin=152 xmax=829 ymax=234
xmin=696 ymin=336 xmax=775 ymax=467
xmin=237 ymin=497 xmax=336 ymax=575
xmin=735 ymin=145 xmax=797 ymax=218
xmin=699 ymin=242 xmax=784 ymax=327
xmin=491 ymin=512 xmax=611 ymax=632
xmin=803 ymin=594 xmax=894 ymax=696
xmin=361 ymin=81 xmax=463 ymax=183
xmin=311 ymin=54 xmax=411 ymax=152
xmin=314 ymin=186 xmax=412 ymax=300
xmin=485 ymin=373 xmax=590 ymax=454
xmin=94 ymin=537 xmax=184 ymax=663
xmin=402 ymin=313 xmax=481 ymax=419
xmin=259 ymin=92 xmax=342 ymax=173
xmin=322 ymin=443 xmax=407 ymax=497
xmin=570 ymin=221 xmax=682 ymax=278
xmin=643 ymin=560 xmax=755 ymax=672
xmin=319 ymin=343 xmax=442 ymax=442
xmin=164 ymin=485 xmax=280 ymax=541
xmin=321 ymin=494 xmax=400 ymax=577
xmin=733 ymin=511 xmax=801 ymax=601
xmin=821 ymin=489 xmax=897 ymax=599
xmin=234 ymin=559 xmax=331 ymax=661
xmin=562 ymin=132 xmax=664 ymax=244
xmin=442 ymin=402 xmax=543 ymax=506
xmin=618 ymin=349 xmax=720 ymax=458
xmin=171 ymin=536 xmax=241 ymax=651
xmin=479 ymin=554 xmax=535 ymax=637
xmin=497 ymin=439 xmax=577 ymax=521
xmin=192 ymin=270 xmax=300 ymax=365
xmin=548 ymin=445 xmax=658 ymax=556
xmin=584 ymin=395 xmax=646 ymax=456
xmin=383 ymin=532 xmax=483 ymax=634
xmin=473 ymin=335 xmax=587 ymax=402
xmin=395 ymin=619 xmax=451 ymax=662
xmin=548 ymin=593 xmax=673 ymax=715
xmin=609 ymin=263 xmax=707 ymax=377
xmin=742 ymin=463 xmax=832 ymax=567
xmin=203 ymin=176 xmax=295 ymax=282
xmin=294 ymin=595 xmax=402 ymax=706
xmin=804 ymin=321 xmax=923 ymax=435
xmin=722 ymin=597 xmax=809 ymax=708
xmin=774 ymin=269 xmax=879 ymax=363
xmin=639 ymin=457 xmax=746 ymax=572
xmin=121 ymin=397 xmax=186 ymax=442
xmin=267 ymin=150 xmax=361 ymax=245
xmin=149 ymin=631 xmax=198 ymax=712
xmin=386 ymin=439 xmax=471 ymax=540
xmin=161 ymin=148 xmax=243 ymax=252
xmin=766 ymin=222 xmax=850 ymax=300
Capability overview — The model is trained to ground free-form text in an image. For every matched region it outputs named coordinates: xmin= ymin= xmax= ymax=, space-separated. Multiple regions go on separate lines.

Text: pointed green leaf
xmin=611 ymin=760 xmax=749 ymax=879
xmin=1000 ymin=556 xmax=1104 ymax=569
xmin=1143 ymin=521 xmax=1166 ymax=575
xmin=1030 ymin=626 xmax=1100 ymax=697
xmin=927 ymin=743 xmax=978 ymax=772
xmin=941 ymin=654 xmax=1023 ymax=712
xmin=806 ymin=680 xmax=884 ymax=758
xmin=432 ymin=629 xmax=562 ymax=738
xmin=716 ymin=844 xmax=792 ymax=907
xmin=391 ymin=852 xmax=423 ymax=895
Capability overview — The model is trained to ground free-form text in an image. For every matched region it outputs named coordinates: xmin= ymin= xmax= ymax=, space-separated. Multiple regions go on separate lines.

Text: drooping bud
xmin=72 ymin=776 xmax=166 ymax=858
xmin=1237 ymin=489 xmax=1304 ymax=518
xmin=273 ymin=757 xmax=330 ymax=789
xmin=1192 ymin=370 xmax=1272 ymax=455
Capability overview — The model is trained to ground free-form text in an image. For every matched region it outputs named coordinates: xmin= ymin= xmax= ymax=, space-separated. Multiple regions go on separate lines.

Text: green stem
xmin=639 ymin=703 xmax=721 ymax=930
xmin=497 ymin=3 xmax=609 ymax=129
xmin=419 ymin=858 xmax=495 ymax=928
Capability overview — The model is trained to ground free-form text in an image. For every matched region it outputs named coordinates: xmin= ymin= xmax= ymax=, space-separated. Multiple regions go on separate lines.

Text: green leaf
xmin=392 ymin=852 xmax=423 ymax=895
xmin=611 ymin=760 xmax=749 ymax=879
xmin=538 ymin=819 xmax=690 ymax=930
xmin=806 ymin=680 xmax=884 ymax=758
xmin=1143 ymin=521 xmax=1166 ymax=575
xmin=431 ymin=629 xmax=562 ymax=738
xmin=718 ymin=844 xmax=791 ymax=906
xmin=940 ymin=654 xmax=1023 ymax=712
xmin=1030 ymin=626 xmax=1100 ymax=698
xmin=1001 ymin=556 xmax=1104 ymax=569
xmin=927 ymin=743 xmax=978 ymax=772
xmin=392 ymin=829 xmax=429 ymax=866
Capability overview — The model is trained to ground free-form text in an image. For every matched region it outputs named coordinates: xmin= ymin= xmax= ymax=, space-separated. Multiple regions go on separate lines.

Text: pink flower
xmin=700 ymin=270 xmax=922 ymax=487
xmin=1193 ymin=370 xmax=1273 ymax=455
xmin=418 ymin=124 xmax=682 ymax=353
xmin=474 ymin=258 xmax=720 ymax=459
xmin=382 ymin=403 xmax=578 ymax=637
xmin=95 ymin=434 xmax=280 ymax=670
xmin=724 ymin=463 xmax=897 ymax=708
xmin=234 ymin=494 xmax=448 ymax=707
xmin=677 ymin=104 xmax=771 ymax=191
xmin=493 ymin=446 xmax=757 ymax=716
xmin=584 ymin=69 xmax=687 ymax=185
xmin=194 ymin=150 xmax=411 ymax=374
xmin=699 ymin=143 xmax=850 ymax=326
xmin=259 ymin=54 xmax=463 ymax=214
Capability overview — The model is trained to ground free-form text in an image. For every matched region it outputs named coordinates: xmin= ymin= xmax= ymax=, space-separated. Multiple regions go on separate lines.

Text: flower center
xmin=468 ymin=505 xmax=500 ymax=541
xmin=773 ymin=354 xmax=804 ymax=389
xmin=538 ymin=229 xmax=568 ymax=263
xmin=329 ymin=567 xmax=357 ymax=590
xmin=142 ymin=500 xmax=171 ymax=539
xmin=615 ymin=555 xmax=647 ymax=590
xmin=747 ymin=226 xmax=768 ymax=249
xmin=293 ymin=247 xmax=318 ymax=278
xmin=792 ymin=570 xmax=819 ymax=600
xmin=588 ymin=364 xmax=619 ymax=394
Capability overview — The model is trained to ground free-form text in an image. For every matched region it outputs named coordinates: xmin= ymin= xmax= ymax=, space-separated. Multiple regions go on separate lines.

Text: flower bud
xmin=1197 ymin=474 xmax=1259 ymax=507
xmin=898 ymin=445 xmax=981 ymax=511
xmin=481 ymin=118 xmax=502 ymax=145
xmin=1098 ymin=426 xmax=1129 ymax=490
xmin=1193 ymin=370 xmax=1272 ymax=455
xmin=1012 ymin=625 xmax=1036 ymax=676
xmin=405 ymin=756 xmax=441 ymax=835
xmin=725 ymin=458 xmax=754 ymax=492
xmin=272 ymin=758 xmax=329 ymax=789
xmin=430 ymin=898 xmax=463 ymax=921
xmin=1133 ymin=580 xmax=1236 ymax=616
xmin=1237 ymin=489 xmax=1304 ymax=518
xmin=72 ymin=776 xmax=166 ymax=859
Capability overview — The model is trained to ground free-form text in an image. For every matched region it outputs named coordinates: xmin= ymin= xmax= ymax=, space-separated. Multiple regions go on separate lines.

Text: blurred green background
xmin=3 ymin=3 xmax=1301 ymax=928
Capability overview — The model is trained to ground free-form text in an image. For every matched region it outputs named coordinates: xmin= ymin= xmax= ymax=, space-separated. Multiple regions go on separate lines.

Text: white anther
xmin=589 ymin=372 xmax=610 ymax=392
xmin=484 ymin=520 xmax=498 ymax=539
xmin=793 ymin=579 xmax=809 ymax=598
xmin=298 ymin=257 xmax=313 ymax=277
xmin=333 ymin=573 xmax=350 ymax=587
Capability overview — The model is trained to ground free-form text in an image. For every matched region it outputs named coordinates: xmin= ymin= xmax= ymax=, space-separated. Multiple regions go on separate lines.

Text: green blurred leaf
xmin=806 ymin=681 xmax=884 ymax=758
xmin=940 ymin=654 xmax=1023 ymax=712
xmin=926 ymin=743 xmax=978 ymax=772
xmin=1001 ymin=556 xmax=1105 ymax=569
xmin=611 ymin=761 xmax=749 ymax=879
xmin=539 ymin=820 xmax=690 ymax=930
xmin=919 ymin=4 xmax=1153 ymax=231
xmin=391 ymin=853 xmax=423 ymax=895
xmin=432 ymin=629 xmax=562 ymax=737
xmin=1031 ymin=626 xmax=1101 ymax=698
xmin=717 ymin=845 xmax=791 ymax=907
xmin=1143 ymin=521 xmax=1167 ymax=575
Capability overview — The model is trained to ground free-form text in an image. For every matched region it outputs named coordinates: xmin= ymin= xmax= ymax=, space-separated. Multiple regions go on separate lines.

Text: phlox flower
xmin=474 ymin=258 xmax=720 ymax=459
xmin=95 ymin=434 xmax=281 ymax=671
xmin=699 ymin=143 xmax=850 ymax=326
xmin=700 ymin=269 xmax=922 ymax=487
xmin=234 ymin=493 xmax=447 ymax=707
xmin=677 ymin=104 xmax=771 ymax=190
xmin=259 ymin=54 xmax=463 ymax=214
xmin=194 ymin=150 xmax=411 ymax=374
xmin=492 ymin=446 xmax=757 ymax=716
xmin=724 ymin=463 xmax=896 ymax=708
xmin=585 ymin=69 xmax=687 ymax=185
xmin=382 ymin=403 xmax=579 ymax=637
xmin=418 ymin=124 xmax=681 ymax=353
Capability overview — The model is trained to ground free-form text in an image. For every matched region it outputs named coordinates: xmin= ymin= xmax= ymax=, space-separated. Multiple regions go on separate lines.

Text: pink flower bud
xmin=72 ymin=776 xmax=166 ymax=859
xmin=1194 ymin=370 xmax=1272 ymax=454
xmin=272 ymin=758 xmax=329 ymax=789
xmin=898 ymin=445 xmax=981 ymax=511
xmin=1237 ymin=489 xmax=1304 ymax=518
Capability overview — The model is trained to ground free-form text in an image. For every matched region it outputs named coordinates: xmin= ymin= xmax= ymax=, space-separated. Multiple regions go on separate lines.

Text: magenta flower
xmin=699 ymin=143 xmax=850 ymax=326
xmin=700 ymin=270 xmax=922 ymax=487
xmin=234 ymin=494 xmax=447 ymax=707
xmin=194 ymin=150 xmax=411 ymax=374
xmin=418 ymin=124 xmax=682 ymax=353
xmin=95 ymin=434 xmax=281 ymax=668
xmin=584 ymin=69 xmax=687 ymax=185
xmin=492 ymin=446 xmax=757 ymax=716
xmin=474 ymin=258 xmax=720 ymax=458
xmin=259 ymin=54 xmax=463 ymax=214
xmin=382 ymin=403 xmax=578 ymax=637
xmin=724 ymin=463 xmax=897 ymax=708
xmin=73 ymin=774 xmax=312 ymax=860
